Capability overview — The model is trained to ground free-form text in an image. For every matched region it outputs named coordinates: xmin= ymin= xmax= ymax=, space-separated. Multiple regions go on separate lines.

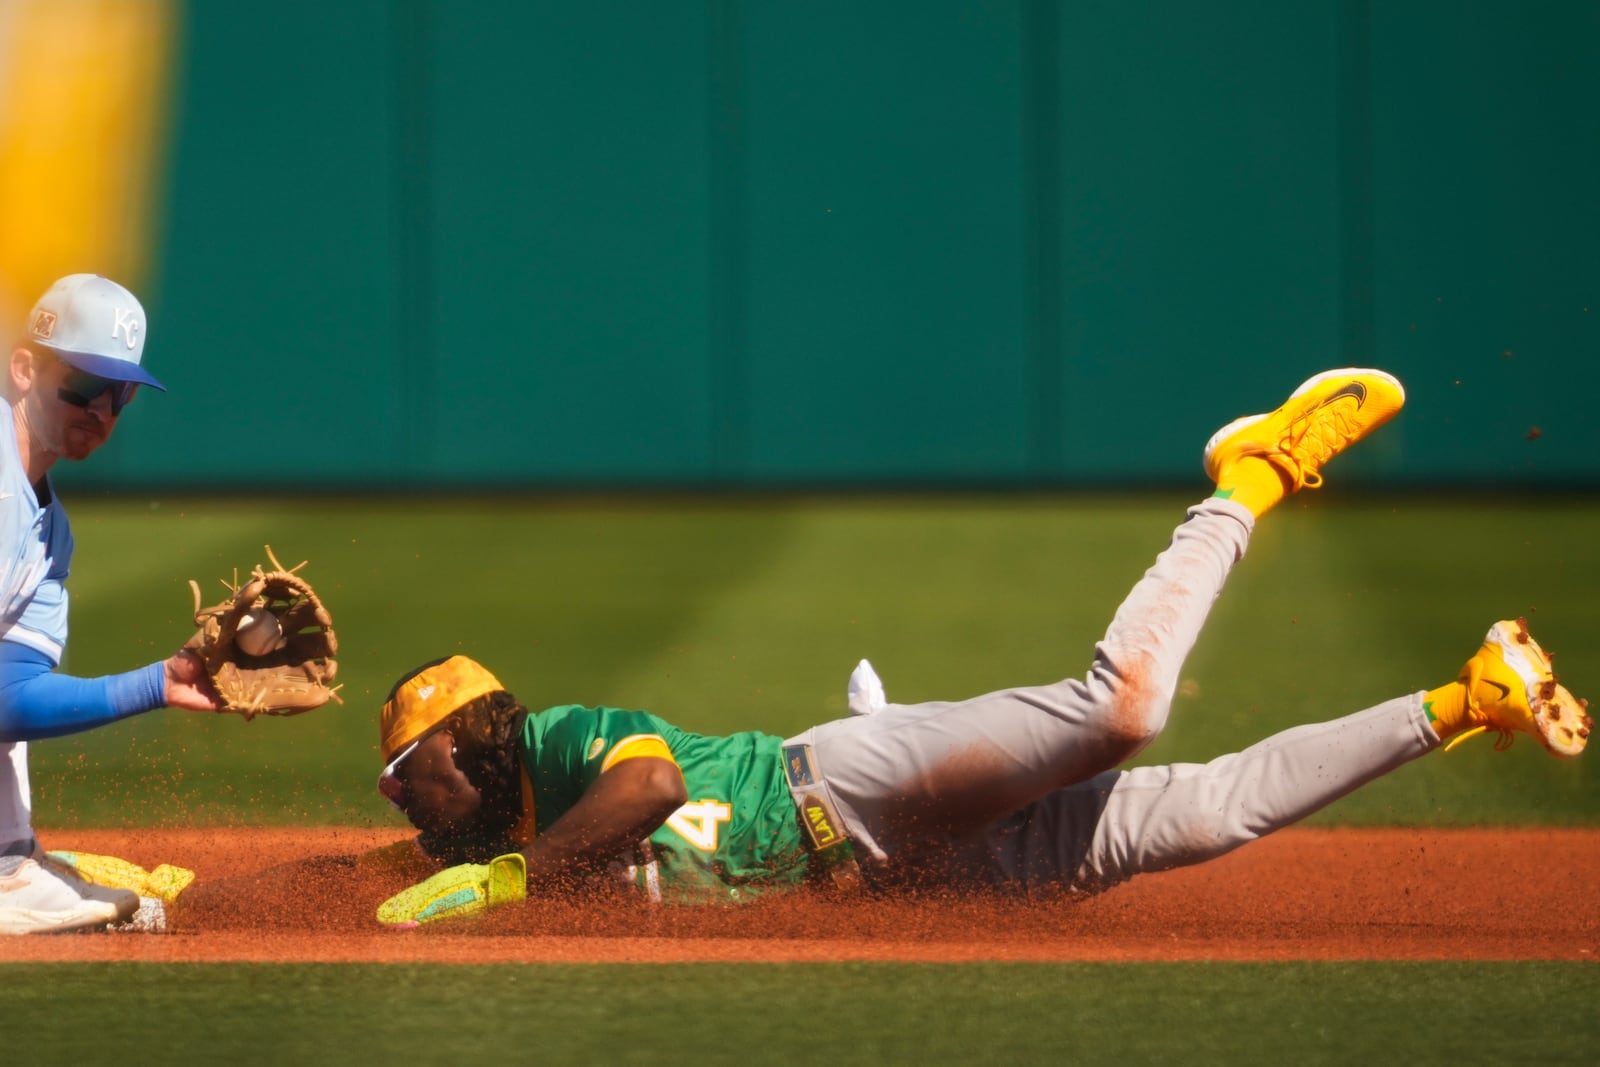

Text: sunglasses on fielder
xmin=57 ymin=367 xmax=138 ymax=417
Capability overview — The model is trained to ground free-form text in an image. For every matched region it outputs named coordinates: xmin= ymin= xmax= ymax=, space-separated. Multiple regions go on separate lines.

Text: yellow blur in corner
xmin=0 ymin=0 xmax=179 ymax=321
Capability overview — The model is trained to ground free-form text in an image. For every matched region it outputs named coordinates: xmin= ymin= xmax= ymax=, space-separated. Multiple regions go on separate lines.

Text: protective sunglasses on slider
xmin=376 ymin=730 xmax=455 ymax=812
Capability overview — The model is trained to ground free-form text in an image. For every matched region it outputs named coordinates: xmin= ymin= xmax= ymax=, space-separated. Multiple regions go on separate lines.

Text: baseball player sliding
xmin=372 ymin=369 xmax=1591 ymax=922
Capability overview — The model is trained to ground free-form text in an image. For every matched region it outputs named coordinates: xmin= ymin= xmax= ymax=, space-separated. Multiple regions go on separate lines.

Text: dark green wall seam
xmin=1023 ymin=0 xmax=1063 ymax=481
xmin=391 ymin=0 xmax=435 ymax=477
xmin=1337 ymin=0 xmax=1375 ymax=364
xmin=708 ymin=0 xmax=748 ymax=480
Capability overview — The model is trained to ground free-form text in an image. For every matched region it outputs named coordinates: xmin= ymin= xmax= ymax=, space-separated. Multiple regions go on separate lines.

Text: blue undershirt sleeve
xmin=0 ymin=639 xmax=167 ymax=742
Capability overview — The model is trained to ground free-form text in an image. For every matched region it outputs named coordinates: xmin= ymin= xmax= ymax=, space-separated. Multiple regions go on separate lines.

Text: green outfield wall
xmin=76 ymin=1 xmax=1598 ymax=491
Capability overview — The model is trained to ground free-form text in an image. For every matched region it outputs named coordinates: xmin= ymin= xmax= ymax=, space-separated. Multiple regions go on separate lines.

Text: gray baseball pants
xmin=785 ymin=497 xmax=1441 ymax=894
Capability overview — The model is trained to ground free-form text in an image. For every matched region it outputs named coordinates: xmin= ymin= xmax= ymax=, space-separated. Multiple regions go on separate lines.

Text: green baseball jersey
xmin=520 ymin=705 xmax=811 ymax=903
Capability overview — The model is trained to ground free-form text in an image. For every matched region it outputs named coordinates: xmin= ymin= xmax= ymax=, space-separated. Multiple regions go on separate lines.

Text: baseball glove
xmin=184 ymin=546 xmax=340 ymax=718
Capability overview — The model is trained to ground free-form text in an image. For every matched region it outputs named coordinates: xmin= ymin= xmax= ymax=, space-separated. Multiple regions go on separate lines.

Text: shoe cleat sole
xmin=1495 ymin=619 xmax=1592 ymax=758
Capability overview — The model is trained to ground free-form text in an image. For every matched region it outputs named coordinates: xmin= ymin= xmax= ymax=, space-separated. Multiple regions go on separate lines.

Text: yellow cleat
xmin=1203 ymin=368 xmax=1406 ymax=493
xmin=1449 ymin=618 xmax=1592 ymax=757
xmin=376 ymin=853 xmax=527 ymax=928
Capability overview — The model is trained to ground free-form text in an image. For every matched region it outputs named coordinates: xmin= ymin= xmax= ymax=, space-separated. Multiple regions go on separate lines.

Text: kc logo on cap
xmin=112 ymin=307 xmax=141 ymax=350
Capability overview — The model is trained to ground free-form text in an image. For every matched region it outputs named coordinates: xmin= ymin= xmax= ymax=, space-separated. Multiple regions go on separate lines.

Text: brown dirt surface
xmin=4 ymin=826 xmax=1596 ymax=963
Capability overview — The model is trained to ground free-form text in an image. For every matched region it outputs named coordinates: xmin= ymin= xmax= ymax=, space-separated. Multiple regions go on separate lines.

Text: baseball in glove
xmin=185 ymin=546 xmax=340 ymax=718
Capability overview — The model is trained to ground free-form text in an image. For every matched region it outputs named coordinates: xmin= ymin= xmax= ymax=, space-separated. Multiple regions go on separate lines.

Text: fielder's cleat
xmin=376 ymin=852 xmax=527 ymax=928
xmin=1203 ymin=368 xmax=1406 ymax=493
xmin=1448 ymin=618 xmax=1592 ymax=757
xmin=0 ymin=854 xmax=139 ymax=935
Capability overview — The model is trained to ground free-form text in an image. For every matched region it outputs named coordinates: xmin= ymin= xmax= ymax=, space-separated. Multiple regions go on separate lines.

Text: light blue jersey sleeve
xmin=5 ymin=496 xmax=72 ymax=663
xmin=0 ymin=640 xmax=166 ymax=742
xmin=1 ymin=402 xmax=73 ymax=663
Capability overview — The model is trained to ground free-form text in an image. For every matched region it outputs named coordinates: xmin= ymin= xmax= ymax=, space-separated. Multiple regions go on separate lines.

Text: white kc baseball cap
xmin=26 ymin=273 xmax=165 ymax=390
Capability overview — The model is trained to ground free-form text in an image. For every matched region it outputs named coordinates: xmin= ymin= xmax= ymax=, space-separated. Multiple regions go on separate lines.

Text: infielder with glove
xmin=0 ymin=275 xmax=338 ymax=935
xmin=373 ymin=369 xmax=1590 ymax=924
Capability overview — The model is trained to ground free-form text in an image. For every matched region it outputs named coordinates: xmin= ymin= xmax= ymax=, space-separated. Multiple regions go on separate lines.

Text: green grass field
xmin=13 ymin=493 xmax=1600 ymax=1064
xmin=12 ymin=962 xmax=1600 ymax=1065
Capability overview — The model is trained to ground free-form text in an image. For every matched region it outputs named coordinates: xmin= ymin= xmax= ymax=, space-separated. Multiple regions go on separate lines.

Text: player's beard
xmin=416 ymin=780 xmax=524 ymax=865
xmin=454 ymin=760 xmax=523 ymax=840
xmin=58 ymin=416 xmax=108 ymax=460
xmin=20 ymin=391 xmax=109 ymax=462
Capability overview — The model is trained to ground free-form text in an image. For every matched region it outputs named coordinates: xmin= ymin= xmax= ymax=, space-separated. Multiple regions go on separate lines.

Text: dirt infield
xmin=4 ymin=826 xmax=1595 ymax=963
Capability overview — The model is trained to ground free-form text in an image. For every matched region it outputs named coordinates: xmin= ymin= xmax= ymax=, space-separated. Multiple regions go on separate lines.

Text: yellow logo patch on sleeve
xmin=801 ymin=794 xmax=845 ymax=850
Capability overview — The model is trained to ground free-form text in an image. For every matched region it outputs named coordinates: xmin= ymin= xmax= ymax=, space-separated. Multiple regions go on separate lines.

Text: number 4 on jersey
xmin=666 ymin=799 xmax=732 ymax=851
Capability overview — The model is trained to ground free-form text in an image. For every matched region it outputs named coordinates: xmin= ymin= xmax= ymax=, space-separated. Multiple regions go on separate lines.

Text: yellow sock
xmin=1423 ymin=681 xmax=1471 ymax=741
xmin=1212 ymin=457 xmax=1290 ymax=517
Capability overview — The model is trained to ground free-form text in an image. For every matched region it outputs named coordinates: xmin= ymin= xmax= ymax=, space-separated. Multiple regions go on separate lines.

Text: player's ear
xmin=9 ymin=345 xmax=40 ymax=395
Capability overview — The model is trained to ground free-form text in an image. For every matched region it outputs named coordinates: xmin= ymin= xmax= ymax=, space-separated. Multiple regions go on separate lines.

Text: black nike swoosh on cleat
xmin=1482 ymin=680 xmax=1512 ymax=700
xmin=1315 ymin=381 xmax=1368 ymax=411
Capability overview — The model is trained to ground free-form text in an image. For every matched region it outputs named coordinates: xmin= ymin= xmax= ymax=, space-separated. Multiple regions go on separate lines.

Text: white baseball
xmin=234 ymin=610 xmax=284 ymax=657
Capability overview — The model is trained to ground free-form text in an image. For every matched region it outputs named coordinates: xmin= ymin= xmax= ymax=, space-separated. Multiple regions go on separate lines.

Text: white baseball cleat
xmin=0 ymin=853 xmax=140 ymax=935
